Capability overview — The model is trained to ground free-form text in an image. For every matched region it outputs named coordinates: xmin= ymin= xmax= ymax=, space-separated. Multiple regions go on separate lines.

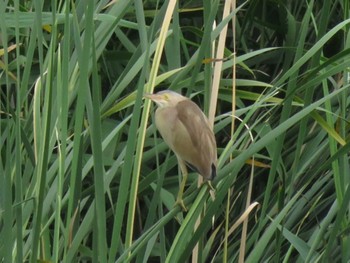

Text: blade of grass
xmin=86 ymin=35 xmax=108 ymax=262
xmin=107 ymin=1 xmax=154 ymax=260
xmin=53 ymin=1 xmax=70 ymax=261
xmin=124 ymin=0 xmax=178 ymax=259
xmin=30 ymin=0 xmax=53 ymax=260
xmin=63 ymin=3 xmax=86 ymax=260
xmin=13 ymin=1 xmax=24 ymax=262
xmin=0 ymin=1 xmax=13 ymax=262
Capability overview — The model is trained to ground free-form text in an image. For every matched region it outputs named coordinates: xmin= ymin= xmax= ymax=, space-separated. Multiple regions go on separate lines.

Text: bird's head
xmin=144 ymin=90 xmax=187 ymax=107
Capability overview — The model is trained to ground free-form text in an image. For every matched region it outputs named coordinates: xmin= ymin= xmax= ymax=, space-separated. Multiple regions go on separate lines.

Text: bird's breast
xmin=155 ymin=107 xmax=178 ymax=148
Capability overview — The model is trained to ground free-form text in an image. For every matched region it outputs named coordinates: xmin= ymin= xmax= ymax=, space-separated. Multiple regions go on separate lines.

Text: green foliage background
xmin=1 ymin=0 xmax=350 ymax=262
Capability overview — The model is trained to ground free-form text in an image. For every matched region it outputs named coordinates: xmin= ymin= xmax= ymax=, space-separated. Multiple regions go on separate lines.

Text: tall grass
xmin=1 ymin=0 xmax=350 ymax=262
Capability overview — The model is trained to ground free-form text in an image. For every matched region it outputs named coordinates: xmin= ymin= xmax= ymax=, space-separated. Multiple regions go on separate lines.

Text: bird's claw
xmin=174 ymin=198 xmax=187 ymax=212
xmin=207 ymin=181 xmax=215 ymax=192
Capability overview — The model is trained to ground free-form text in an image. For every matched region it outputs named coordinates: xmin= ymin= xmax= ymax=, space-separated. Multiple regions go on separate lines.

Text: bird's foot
xmin=207 ymin=181 xmax=215 ymax=192
xmin=174 ymin=198 xmax=187 ymax=212
xmin=205 ymin=181 xmax=216 ymax=201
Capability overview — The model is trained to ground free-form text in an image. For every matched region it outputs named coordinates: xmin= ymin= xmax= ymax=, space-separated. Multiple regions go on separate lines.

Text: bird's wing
xmin=176 ymin=99 xmax=208 ymax=149
xmin=175 ymin=99 xmax=217 ymax=179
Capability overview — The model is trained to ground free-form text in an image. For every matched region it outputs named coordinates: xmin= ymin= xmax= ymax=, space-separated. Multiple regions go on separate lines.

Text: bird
xmin=145 ymin=90 xmax=217 ymax=211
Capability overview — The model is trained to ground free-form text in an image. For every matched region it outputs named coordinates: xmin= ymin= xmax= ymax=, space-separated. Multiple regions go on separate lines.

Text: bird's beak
xmin=144 ymin=93 xmax=159 ymax=101
xmin=143 ymin=93 xmax=153 ymax=99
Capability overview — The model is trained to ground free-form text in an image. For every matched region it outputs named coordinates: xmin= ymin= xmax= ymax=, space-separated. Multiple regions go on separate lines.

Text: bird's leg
xmin=207 ymin=181 xmax=216 ymax=201
xmin=175 ymin=158 xmax=188 ymax=211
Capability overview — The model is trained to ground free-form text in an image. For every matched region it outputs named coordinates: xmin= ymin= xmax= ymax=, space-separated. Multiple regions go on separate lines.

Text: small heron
xmin=145 ymin=90 xmax=217 ymax=211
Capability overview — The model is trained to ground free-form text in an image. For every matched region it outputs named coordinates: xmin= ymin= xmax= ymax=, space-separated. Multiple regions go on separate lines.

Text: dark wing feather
xmin=176 ymin=99 xmax=217 ymax=179
xmin=176 ymin=100 xmax=206 ymax=147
